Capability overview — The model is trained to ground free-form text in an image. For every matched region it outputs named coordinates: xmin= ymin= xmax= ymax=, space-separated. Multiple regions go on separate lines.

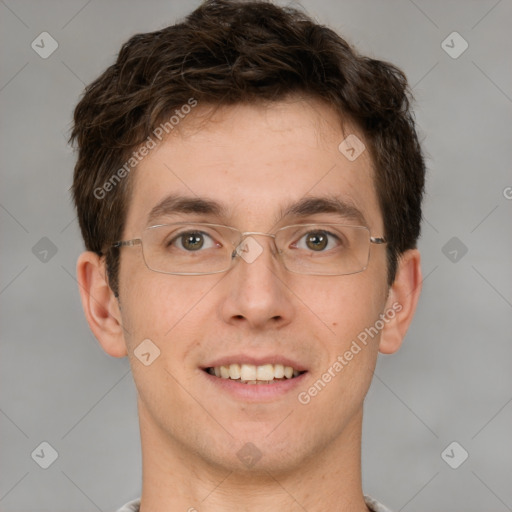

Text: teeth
xmin=274 ymin=364 xmax=284 ymax=378
xmin=256 ymin=364 xmax=274 ymax=381
xmin=229 ymin=363 xmax=241 ymax=379
xmin=209 ymin=363 xmax=302 ymax=382
xmin=240 ymin=364 xmax=257 ymax=381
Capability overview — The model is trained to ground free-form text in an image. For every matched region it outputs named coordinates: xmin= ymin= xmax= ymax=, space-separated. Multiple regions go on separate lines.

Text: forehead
xmin=124 ymin=98 xmax=382 ymax=234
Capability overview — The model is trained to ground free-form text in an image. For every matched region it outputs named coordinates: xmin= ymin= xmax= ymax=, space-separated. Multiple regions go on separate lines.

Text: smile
xmin=205 ymin=363 xmax=306 ymax=384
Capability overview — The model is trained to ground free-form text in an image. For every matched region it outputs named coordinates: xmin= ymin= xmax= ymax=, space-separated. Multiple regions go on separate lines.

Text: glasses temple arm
xmin=111 ymin=239 xmax=142 ymax=248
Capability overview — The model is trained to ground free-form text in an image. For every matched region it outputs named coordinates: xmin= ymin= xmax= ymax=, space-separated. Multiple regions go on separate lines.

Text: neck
xmin=137 ymin=399 xmax=369 ymax=512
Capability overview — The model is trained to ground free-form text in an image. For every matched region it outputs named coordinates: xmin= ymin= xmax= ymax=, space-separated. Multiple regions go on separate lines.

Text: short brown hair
xmin=70 ymin=0 xmax=425 ymax=296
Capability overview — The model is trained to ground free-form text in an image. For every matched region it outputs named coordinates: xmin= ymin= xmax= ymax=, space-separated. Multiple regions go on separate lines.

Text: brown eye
xmin=167 ymin=230 xmax=217 ymax=251
xmin=181 ymin=232 xmax=205 ymax=251
xmin=292 ymin=229 xmax=341 ymax=252
xmin=305 ymin=232 xmax=328 ymax=251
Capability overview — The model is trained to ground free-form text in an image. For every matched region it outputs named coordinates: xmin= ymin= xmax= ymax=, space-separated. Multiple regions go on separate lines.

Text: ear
xmin=76 ymin=251 xmax=127 ymax=358
xmin=378 ymin=249 xmax=422 ymax=354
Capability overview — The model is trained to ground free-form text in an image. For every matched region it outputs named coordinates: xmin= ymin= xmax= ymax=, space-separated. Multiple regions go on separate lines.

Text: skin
xmin=77 ymin=97 xmax=422 ymax=512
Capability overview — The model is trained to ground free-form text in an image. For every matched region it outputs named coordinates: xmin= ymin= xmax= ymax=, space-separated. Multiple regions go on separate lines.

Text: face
xmin=117 ymin=98 xmax=391 ymax=474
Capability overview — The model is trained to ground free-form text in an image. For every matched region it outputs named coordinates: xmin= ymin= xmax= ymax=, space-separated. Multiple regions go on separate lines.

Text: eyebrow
xmin=147 ymin=195 xmax=228 ymax=226
xmin=146 ymin=194 xmax=367 ymax=227
xmin=280 ymin=196 xmax=366 ymax=226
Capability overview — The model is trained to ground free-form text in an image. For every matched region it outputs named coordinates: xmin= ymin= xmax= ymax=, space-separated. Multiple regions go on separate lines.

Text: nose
xmin=219 ymin=233 xmax=294 ymax=331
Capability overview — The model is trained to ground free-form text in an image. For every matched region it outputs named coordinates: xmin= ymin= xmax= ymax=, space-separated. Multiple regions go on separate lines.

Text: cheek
xmin=294 ymin=271 xmax=387 ymax=341
xmin=294 ymin=276 xmax=385 ymax=420
xmin=119 ymin=267 xmax=222 ymax=354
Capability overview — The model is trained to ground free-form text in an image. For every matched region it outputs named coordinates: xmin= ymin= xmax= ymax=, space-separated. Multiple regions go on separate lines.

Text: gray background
xmin=1 ymin=0 xmax=511 ymax=511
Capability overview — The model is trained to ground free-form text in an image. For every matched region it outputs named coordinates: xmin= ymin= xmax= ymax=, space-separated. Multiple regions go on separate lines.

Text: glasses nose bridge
xmin=240 ymin=230 xmax=276 ymax=239
xmin=237 ymin=230 xmax=279 ymax=254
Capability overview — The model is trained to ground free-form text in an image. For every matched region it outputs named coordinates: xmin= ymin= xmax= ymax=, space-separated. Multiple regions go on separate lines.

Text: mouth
xmin=204 ymin=363 xmax=307 ymax=385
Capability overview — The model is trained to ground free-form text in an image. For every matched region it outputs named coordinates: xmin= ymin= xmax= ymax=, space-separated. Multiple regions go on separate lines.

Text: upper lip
xmin=202 ymin=354 xmax=308 ymax=372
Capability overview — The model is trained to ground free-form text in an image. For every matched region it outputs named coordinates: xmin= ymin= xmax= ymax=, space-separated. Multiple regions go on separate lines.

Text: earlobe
xmin=76 ymin=251 xmax=127 ymax=358
xmin=378 ymin=249 xmax=422 ymax=354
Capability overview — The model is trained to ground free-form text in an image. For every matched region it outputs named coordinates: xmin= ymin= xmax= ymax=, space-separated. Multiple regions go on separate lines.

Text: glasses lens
xmin=141 ymin=223 xmax=237 ymax=274
xmin=277 ymin=224 xmax=371 ymax=275
xmin=139 ymin=223 xmax=371 ymax=276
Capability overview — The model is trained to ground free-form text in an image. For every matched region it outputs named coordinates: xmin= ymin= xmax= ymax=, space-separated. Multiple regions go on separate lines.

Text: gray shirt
xmin=116 ymin=495 xmax=393 ymax=511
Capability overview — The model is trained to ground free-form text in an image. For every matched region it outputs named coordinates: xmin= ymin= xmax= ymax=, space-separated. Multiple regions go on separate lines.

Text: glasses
xmin=111 ymin=222 xmax=386 ymax=276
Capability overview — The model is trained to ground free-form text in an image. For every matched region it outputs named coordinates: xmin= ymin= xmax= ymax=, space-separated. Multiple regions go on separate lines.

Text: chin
xmin=191 ymin=423 xmax=319 ymax=476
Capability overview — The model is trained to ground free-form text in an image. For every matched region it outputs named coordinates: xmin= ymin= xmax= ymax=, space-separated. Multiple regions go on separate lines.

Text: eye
xmin=293 ymin=230 xmax=341 ymax=252
xmin=170 ymin=230 xmax=218 ymax=251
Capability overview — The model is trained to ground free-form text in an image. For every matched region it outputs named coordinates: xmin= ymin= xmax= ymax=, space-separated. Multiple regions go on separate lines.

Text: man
xmin=70 ymin=1 xmax=424 ymax=510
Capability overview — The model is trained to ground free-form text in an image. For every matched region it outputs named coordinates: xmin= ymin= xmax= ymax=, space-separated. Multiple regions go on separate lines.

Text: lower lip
xmin=201 ymin=370 xmax=308 ymax=402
